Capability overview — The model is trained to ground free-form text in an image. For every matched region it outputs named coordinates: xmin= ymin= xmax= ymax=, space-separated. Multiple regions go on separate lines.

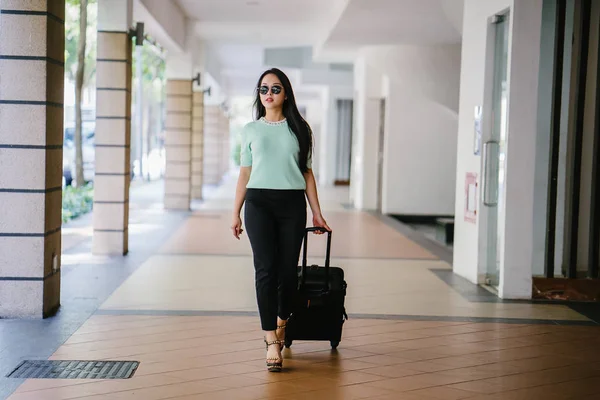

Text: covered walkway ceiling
xmin=179 ymin=0 xmax=335 ymax=46
xmin=134 ymin=0 xmax=464 ymax=96
xmin=317 ymin=0 xmax=464 ymax=61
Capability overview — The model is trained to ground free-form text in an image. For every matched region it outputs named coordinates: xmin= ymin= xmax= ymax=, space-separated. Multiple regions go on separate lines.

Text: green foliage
xmin=62 ymin=184 xmax=94 ymax=223
xmin=130 ymin=40 xmax=167 ymax=156
xmin=132 ymin=41 xmax=166 ymax=84
xmin=65 ymin=0 xmax=97 ymax=85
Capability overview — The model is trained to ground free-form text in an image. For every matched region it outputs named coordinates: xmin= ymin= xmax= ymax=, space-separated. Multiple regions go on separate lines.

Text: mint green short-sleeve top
xmin=240 ymin=117 xmax=311 ymax=190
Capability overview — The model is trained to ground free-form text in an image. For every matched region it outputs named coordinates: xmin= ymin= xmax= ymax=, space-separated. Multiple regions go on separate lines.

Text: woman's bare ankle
xmin=275 ymin=318 xmax=287 ymax=346
xmin=265 ymin=330 xmax=278 ymax=342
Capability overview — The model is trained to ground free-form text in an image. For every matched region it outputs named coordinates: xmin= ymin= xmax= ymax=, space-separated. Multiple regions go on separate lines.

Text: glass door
xmin=483 ymin=13 xmax=510 ymax=287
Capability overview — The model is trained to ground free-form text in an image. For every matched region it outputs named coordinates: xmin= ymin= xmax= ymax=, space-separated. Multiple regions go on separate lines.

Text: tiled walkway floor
xmin=9 ymin=316 xmax=600 ymax=399
xmin=5 ymin=171 xmax=600 ymax=399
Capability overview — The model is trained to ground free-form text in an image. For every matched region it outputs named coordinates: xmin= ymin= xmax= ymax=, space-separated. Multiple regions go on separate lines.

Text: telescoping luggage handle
xmin=300 ymin=227 xmax=332 ymax=290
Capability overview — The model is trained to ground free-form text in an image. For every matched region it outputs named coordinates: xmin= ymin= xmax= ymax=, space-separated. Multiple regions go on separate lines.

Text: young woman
xmin=231 ymin=68 xmax=330 ymax=372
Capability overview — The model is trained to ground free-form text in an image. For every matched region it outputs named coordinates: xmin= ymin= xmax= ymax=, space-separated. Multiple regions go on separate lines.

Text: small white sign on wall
xmin=465 ymin=172 xmax=478 ymax=223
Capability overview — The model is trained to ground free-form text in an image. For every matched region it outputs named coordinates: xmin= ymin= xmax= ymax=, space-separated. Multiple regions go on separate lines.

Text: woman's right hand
xmin=231 ymin=215 xmax=244 ymax=240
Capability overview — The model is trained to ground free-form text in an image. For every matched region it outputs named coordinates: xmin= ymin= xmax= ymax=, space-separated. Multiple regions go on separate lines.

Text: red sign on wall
xmin=465 ymin=172 xmax=478 ymax=224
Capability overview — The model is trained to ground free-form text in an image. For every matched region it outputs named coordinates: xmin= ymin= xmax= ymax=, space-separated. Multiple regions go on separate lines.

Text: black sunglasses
xmin=258 ymin=85 xmax=282 ymax=95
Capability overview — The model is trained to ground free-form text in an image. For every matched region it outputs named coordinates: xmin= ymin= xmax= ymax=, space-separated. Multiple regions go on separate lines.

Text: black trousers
xmin=244 ymin=189 xmax=307 ymax=331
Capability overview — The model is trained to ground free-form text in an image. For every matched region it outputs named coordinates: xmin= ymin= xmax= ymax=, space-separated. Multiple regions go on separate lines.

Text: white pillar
xmin=93 ymin=0 xmax=133 ymax=255
xmin=164 ymin=52 xmax=193 ymax=210
xmin=319 ymin=88 xmax=335 ymax=186
xmin=220 ymin=111 xmax=230 ymax=179
xmin=350 ymin=55 xmax=383 ymax=210
xmin=498 ymin=0 xmax=543 ymax=298
xmin=203 ymin=105 xmax=221 ymax=185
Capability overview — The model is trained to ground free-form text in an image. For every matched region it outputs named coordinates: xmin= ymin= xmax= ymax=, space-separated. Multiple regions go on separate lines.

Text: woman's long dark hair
xmin=253 ymin=68 xmax=313 ymax=173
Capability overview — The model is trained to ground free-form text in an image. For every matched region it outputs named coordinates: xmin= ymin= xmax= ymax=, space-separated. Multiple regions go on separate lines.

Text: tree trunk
xmin=74 ymin=0 xmax=88 ymax=187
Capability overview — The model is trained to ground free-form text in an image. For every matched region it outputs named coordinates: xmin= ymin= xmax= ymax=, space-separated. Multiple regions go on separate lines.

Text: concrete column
xmin=498 ymin=0 xmax=543 ymax=299
xmin=164 ymin=80 xmax=192 ymax=209
xmin=191 ymin=91 xmax=204 ymax=200
xmin=220 ymin=112 xmax=230 ymax=178
xmin=92 ymin=0 xmax=133 ymax=255
xmin=164 ymin=52 xmax=193 ymax=210
xmin=319 ymin=88 xmax=334 ymax=186
xmin=350 ymin=55 xmax=384 ymax=210
xmin=203 ymin=105 xmax=221 ymax=185
xmin=0 ymin=0 xmax=65 ymax=318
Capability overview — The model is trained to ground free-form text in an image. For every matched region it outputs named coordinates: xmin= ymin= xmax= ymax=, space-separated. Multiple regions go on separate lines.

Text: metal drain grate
xmin=6 ymin=360 xmax=140 ymax=379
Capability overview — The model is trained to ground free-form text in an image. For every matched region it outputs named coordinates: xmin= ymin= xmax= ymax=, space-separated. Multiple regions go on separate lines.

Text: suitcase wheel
xmin=284 ymin=339 xmax=292 ymax=348
xmin=330 ymin=340 xmax=339 ymax=349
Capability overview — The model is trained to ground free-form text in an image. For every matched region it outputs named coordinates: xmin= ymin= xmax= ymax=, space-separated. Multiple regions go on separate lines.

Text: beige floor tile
xmin=97 ymin=254 xmax=589 ymax=322
xmin=92 ymin=174 xmax=592 ymax=322
xmin=160 ymin=210 xmax=437 ymax=260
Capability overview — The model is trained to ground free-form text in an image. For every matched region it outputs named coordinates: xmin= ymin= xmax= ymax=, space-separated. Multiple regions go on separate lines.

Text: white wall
xmin=203 ymin=72 xmax=226 ymax=107
xmin=201 ymin=45 xmax=226 ymax=105
xmin=301 ymin=68 xmax=354 ymax=88
xmin=362 ymin=45 xmax=461 ymax=216
xmin=298 ymin=92 xmax=327 ymax=179
xmin=453 ymin=0 xmax=543 ymax=298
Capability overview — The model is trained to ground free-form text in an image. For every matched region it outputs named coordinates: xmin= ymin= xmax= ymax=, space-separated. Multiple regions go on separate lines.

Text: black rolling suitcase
xmin=285 ymin=227 xmax=348 ymax=350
